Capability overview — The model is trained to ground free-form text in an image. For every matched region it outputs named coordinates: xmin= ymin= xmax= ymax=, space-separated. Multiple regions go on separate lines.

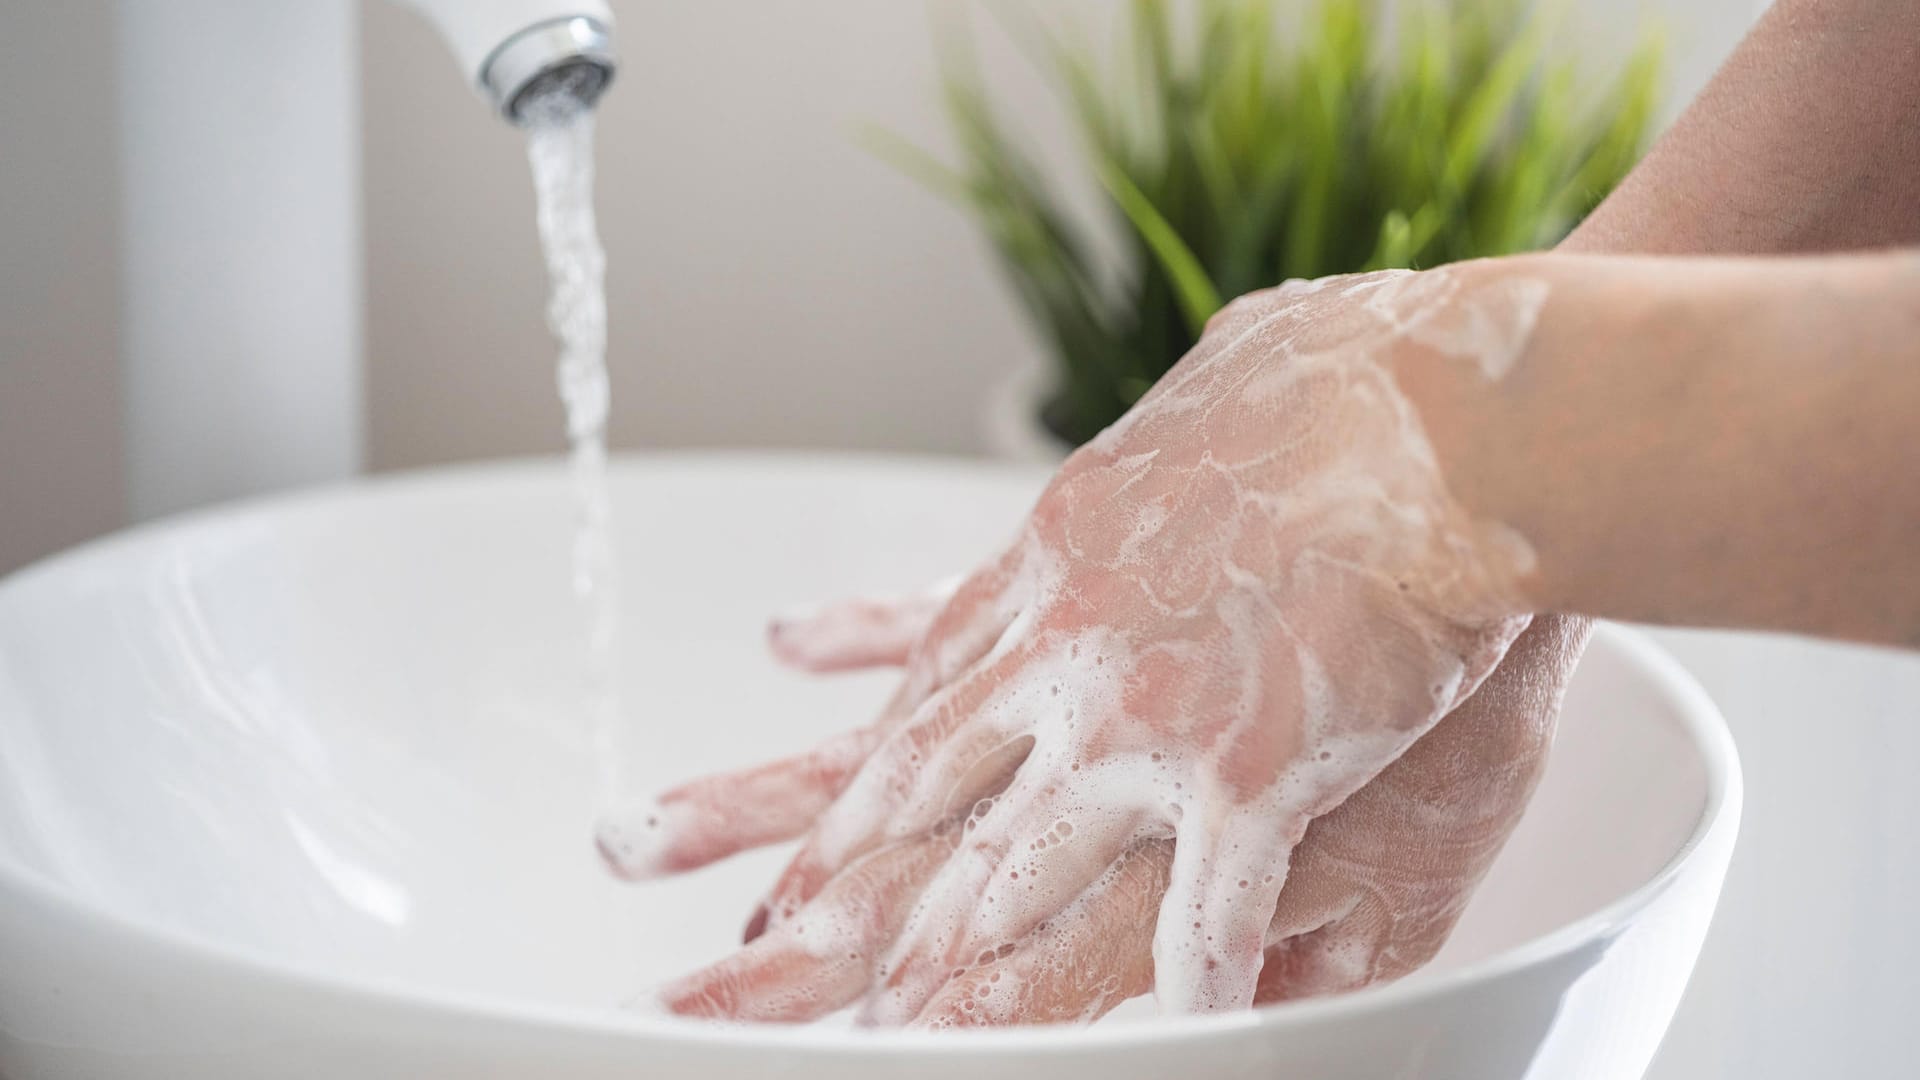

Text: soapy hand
xmin=600 ymin=266 xmax=1557 ymax=1024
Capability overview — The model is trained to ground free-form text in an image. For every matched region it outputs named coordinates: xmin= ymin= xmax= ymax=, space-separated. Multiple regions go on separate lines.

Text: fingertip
xmin=765 ymin=589 xmax=945 ymax=673
xmin=653 ymin=973 xmax=711 ymax=1018
xmin=594 ymin=798 xmax=678 ymax=882
xmin=620 ymin=983 xmax=678 ymax=1018
xmin=764 ymin=611 xmax=812 ymax=669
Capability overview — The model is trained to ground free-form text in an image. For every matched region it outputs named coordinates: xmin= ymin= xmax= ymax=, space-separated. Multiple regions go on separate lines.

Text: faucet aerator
xmin=483 ymin=16 xmax=618 ymax=124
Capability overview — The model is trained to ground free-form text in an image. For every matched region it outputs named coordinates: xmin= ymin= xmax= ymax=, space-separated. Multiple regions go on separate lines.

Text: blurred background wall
xmin=1 ymin=1 xmax=1763 ymax=576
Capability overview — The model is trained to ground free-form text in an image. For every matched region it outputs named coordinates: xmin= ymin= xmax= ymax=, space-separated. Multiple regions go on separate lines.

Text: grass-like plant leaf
xmin=880 ymin=0 xmax=1663 ymax=446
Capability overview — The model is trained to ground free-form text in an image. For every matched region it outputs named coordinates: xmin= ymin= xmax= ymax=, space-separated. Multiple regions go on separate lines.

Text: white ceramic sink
xmin=0 ymin=454 xmax=1739 ymax=1079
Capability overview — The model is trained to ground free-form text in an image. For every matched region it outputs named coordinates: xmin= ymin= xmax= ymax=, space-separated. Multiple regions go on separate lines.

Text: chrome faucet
xmin=398 ymin=0 xmax=618 ymax=122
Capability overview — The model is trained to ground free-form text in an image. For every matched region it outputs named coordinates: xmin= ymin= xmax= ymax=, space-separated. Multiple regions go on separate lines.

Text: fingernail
xmin=765 ymin=617 xmax=808 ymax=667
xmin=742 ymin=903 xmax=770 ymax=944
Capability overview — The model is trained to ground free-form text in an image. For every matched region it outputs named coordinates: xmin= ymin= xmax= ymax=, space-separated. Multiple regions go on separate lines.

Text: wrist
xmin=1387 ymin=254 xmax=1581 ymax=615
xmin=1403 ymin=250 xmax=1920 ymax=640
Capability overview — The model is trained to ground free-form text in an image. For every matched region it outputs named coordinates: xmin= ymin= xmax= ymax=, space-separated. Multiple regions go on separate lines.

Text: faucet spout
xmin=395 ymin=0 xmax=617 ymax=122
xmin=485 ymin=16 xmax=616 ymax=122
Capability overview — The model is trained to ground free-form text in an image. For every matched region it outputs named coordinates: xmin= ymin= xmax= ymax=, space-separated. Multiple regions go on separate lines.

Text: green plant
xmin=868 ymin=0 xmax=1663 ymax=446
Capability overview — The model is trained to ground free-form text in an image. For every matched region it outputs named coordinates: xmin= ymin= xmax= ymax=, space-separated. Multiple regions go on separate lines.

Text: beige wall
xmin=0 ymin=3 xmax=124 ymax=574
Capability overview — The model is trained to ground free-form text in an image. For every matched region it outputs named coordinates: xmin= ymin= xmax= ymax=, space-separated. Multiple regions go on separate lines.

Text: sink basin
xmin=0 ymin=454 xmax=1739 ymax=1079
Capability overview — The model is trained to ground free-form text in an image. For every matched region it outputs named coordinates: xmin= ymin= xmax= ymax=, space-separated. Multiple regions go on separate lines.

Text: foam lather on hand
xmin=608 ymin=266 xmax=1552 ymax=1025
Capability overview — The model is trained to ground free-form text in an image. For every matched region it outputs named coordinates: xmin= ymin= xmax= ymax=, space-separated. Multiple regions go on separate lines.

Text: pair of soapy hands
xmin=598 ymin=264 xmax=1584 ymax=1026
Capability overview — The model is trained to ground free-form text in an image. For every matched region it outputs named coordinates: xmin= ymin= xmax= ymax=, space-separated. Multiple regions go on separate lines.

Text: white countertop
xmin=1640 ymin=628 xmax=1920 ymax=1078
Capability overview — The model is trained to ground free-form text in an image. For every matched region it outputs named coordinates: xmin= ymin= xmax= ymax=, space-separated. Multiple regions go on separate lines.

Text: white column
xmin=117 ymin=0 xmax=362 ymax=520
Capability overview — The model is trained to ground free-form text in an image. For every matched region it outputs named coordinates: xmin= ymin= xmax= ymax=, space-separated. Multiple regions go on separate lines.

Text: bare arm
xmin=1565 ymin=0 xmax=1920 ymax=256
xmin=1406 ymin=249 xmax=1920 ymax=647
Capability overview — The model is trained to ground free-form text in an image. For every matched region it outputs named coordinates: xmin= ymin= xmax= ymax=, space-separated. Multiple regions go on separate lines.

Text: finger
xmin=1255 ymin=898 xmax=1403 ymax=1005
xmin=657 ymin=827 xmax=959 ymax=1023
xmin=915 ymin=839 xmax=1175 ymax=1029
xmin=595 ymin=725 xmax=883 ymax=881
xmin=602 ymin=554 xmax=1034 ymax=890
xmin=785 ymin=551 xmax=1024 ymax=778
xmin=767 ymin=577 xmax=961 ymax=673
xmin=1151 ymin=808 xmax=1295 ymax=1013
xmin=595 ymin=646 xmax=963 ymax=888
xmin=743 ymin=727 xmax=1032 ymax=944
xmin=900 ymin=545 xmax=1028 ymax=690
xmin=758 ymin=640 xmax=1037 ymax=927
xmin=932 ymin=761 xmax=1153 ymax=979
xmin=855 ymin=766 xmax=1063 ymax=1026
xmin=908 ymin=813 xmax=1149 ymax=1021
xmin=772 ymin=543 xmax=1025 ymax=687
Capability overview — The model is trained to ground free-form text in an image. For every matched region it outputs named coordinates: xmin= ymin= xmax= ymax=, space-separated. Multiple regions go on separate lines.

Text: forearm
xmin=1564 ymin=0 xmax=1920 ymax=257
xmin=1408 ymin=251 xmax=1920 ymax=646
xmin=1454 ymin=0 xmax=1920 ymax=645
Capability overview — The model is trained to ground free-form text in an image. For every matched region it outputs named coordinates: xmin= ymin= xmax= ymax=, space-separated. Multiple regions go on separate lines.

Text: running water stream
xmin=524 ymin=95 xmax=623 ymax=803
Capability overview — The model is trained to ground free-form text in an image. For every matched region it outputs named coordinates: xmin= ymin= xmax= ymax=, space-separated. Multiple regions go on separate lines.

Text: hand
xmin=600 ymin=265 xmax=1555 ymax=1023
xmin=615 ymin=608 xmax=1584 ymax=1026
